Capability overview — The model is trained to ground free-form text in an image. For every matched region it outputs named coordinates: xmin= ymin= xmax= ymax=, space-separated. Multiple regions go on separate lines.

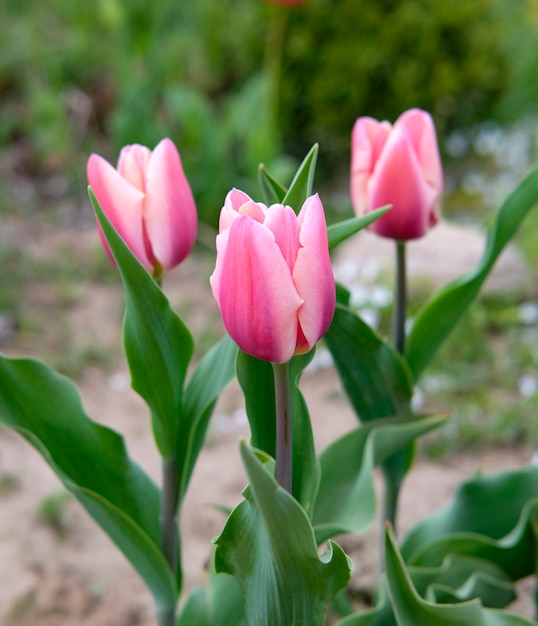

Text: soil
xmin=0 ymin=218 xmax=535 ymax=625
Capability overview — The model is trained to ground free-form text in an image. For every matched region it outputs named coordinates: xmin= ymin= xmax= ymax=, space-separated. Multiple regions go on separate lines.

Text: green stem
xmin=272 ymin=361 xmax=292 ymax=493
xmin=160 ymin=456 xmax=180 ymax=625
xmin=381 ymin=241 xmax=408 ymax=536
xmin=393 ymin=241 xmax=407 ymax=354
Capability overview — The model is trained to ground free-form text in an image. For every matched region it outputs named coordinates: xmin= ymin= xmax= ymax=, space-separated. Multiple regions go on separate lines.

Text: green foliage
xmin=214 ymin=442 xmax=352 ymax=626
xmin=384 ymin=525 xmax=536 ymax=626
xmin=406 ymin=162 xmax=538 ymax=380
xmin=0 ymin=355 xmax=177 ymax=612
xmin=281 ymin=0 xmax=517 ymax=170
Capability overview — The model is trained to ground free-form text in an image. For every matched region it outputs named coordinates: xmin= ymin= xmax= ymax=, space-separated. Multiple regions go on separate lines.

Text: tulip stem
xmin=393 ymin=241 xmax=407 ymax=354
xmin=381 ymin=241 xmax=409 ymax=539
xmin=272 ymin=361 xmax=293 ymax=493
xmin=160 ymin=456 xmax=180 ymax=625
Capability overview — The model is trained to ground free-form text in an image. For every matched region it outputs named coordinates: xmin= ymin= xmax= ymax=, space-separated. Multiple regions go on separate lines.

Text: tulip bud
xmin=210 ymin=189 xmax=335 ymax=363
xmin=87 ymin=138 xmax=197 ymax=277
xmin=350 ymin=108 xmax=443 ymax=241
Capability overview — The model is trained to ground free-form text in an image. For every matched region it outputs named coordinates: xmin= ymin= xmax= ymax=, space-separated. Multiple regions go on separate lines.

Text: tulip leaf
xmin=90 ymin=189 xmax=194 ymax=459
xmin=313 ymin=414 xmax=447 ymax=542
xmin=214 ymin=441 xmax=352 ymax=626
xmin=177 ymin=567 xmax=246 ymax=626
xmin=334 ymin=582 xmax=396 ymax=626
xmin=324 ymin=304 xmax=414 ymax=421
xmin=178 ymin=334 xmax=237 ymax=497
xmin=328 ymin=206 xmax=392 ymax=250
xmin=258 ymin=162 xmax=288 ymax=204
xmin=283 ymin=143 xmax=319 ymax=210
xmin=406 ymin=163 xmax=538 ymax=381
xmin=401 ymin=465 xmax=538 ymax=581
xmin=384 ymin=524 xmax=536 ymax=626
xmin=235 ymin=350 xmax=320 ymax=515
xmin=0 ymin=355 xmax=177 ymax=613
xmin=410 ymin=554 xmax=516 ymax=607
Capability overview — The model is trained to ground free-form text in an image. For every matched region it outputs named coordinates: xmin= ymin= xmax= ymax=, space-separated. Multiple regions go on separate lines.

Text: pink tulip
xmin=210 ymin=189 xmax=335 ymax=363
xmin=350 ymin=108 xmax=443 ymax=241
xmin=87 ymin=138 xmax=197 ymax=277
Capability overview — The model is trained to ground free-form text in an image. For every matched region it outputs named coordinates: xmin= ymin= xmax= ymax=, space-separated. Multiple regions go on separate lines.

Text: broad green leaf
xmin=328 ymin=206 xmax=391 ymax=250
xmin=324 ymin=304 xmax=414 ymax=421
xmin=384 ymin=524 xmax=535 ymax=626
xmin=0 ymin=355 xmax=177 ymax=612
xmin=179 ymin=334 xmax=237 ymax=497
xmin=258 ymin=162 xmax=287 ymax=204
xmin=90 ymin=189 xmax=194 ymax=459
xmin=282 ymin=143 xmax=319 ymax=210
xmin=214 ymin=442 xmax=351 ymax=626
xmin=401 ymin=466 xmax=538 ymax=582
xmin=177 ymin=568 xmax=245 ymax=626
xmin=410 ymin=554 xmax=515 ymax=607
xmin=334 ymin=581 xmax=397 ymax=626
xmin=313 ymin=414 xmax=447 ymax=542
xmin=235 ymin=350 xmax=320 ymax=515
xmin=406 ymin=164 xmax=538 ymax=380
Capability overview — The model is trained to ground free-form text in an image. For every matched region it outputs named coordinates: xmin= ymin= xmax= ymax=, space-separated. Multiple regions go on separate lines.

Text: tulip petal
xmin=351 ymin=117 xmax=391 ymax=216
xmin=144 ymin=138 xmax=197 ymax=270
xmin=117 ymin=144 xmax=152 ymax=191
xmin=396 ymin=109 xmax=443 ymax=225
xmin=293 ymin=194 xmax=335 ymax=352
xmin=87 ymin=153 xmax=151 ymax=270
xmin=210 ymin=215 xmax=303 ymax=363
xmin=264 ymin=204 xmax=301 ymax=272
xmin=368 ymin=129 xmax=432 ymax=240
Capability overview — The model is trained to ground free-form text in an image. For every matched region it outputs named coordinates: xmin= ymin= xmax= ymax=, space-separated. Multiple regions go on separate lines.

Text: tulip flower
xmin=350 ymin=108 xmax=443 ymax=241
xmin=210 ymin=189 xmax=335 ymax=364
xmin=87 ymin=138 xmax=197 ymax=277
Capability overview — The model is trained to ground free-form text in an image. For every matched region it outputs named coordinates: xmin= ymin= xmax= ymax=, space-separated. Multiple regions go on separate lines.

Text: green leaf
xmin=179 ymin=334 xmax=237 ymax=497
xmin=0 ymin=355 xmax=177 ymax=612
xmin=177 ymin=568 xmax=246 ymax=626
xmin=401 ymin=466 xmax=538 ymax=582
xmin=214 ymin=442 xmax=352 ymax=626
xmin=384 ymin=524 xmax=535 ymax=626
xmin=258 ymin=162 xmax=288 ymax=204
xmin=313 ymin=414 xmax=447 ymax=542
xmin=235 ymin=350 xmax=320 ymax=515
xmin=282 ymin=143 xmax=319 ymax=210
xmin=328 ymin=206 xmax=391 ymax=250
xmin=406 ymin=164 xmax=538 ymax=380
xmin=90 ymin=189 xmax=194 ymax=459
xmin=334 ymin=582 xmax=396 ymax=626
xmin=410 ymin=554 xmax=516 ymax=607
xmin=324 ymin=304 xmax=414 ymax=421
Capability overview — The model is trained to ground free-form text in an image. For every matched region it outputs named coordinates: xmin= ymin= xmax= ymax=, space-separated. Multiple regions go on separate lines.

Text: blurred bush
xmin=1 ymin=0 xmax=537 ymax=225
xmin=280 ymin=0 xmax=537 ymax=175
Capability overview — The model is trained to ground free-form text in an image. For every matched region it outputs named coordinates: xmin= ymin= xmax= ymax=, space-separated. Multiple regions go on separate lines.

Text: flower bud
xmin=87 ymin=138 xmax=197 ymax=277
xmin=350 ymin=108 xmax=443 ymax=241
xmin=210 ymin=189 xmax=335 ymax=363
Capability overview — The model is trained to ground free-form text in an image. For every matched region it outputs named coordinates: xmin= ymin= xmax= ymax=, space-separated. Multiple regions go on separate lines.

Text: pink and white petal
xmin=225 ymin=188 xmax=253 ymax=212
xmin=117 ymin=144 xmax=151 ymax=191
xmin=87 ymin=154 xmax=151 ymax=269
xmin=293 ymin=194 xmax=335 ymax=349
xmin=211 ymin=216 xmax=302 ymax=363
xmin=396 ymin=109 xmax=443 ymax=212
xmin=368 ymin=130 xmax=431 ymax=240
xmin=263 ymin=204 xmax=300 ymax=272
xmin=351 ymin=117 xmax=391 ymax=216
xmin=144 ymin=138 xmax=197 ymax=269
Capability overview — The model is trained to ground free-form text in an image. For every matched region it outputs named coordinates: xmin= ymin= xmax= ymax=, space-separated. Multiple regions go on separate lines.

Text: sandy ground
xmin=0 ymin=220 xmax=535 ymax=624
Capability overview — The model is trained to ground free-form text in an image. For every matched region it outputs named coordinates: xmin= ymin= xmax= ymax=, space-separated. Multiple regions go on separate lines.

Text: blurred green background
xmin=2 ymin=0 xmax=538 ymax=226
xmin=2 ymin=0 xmax=538 ymax=454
